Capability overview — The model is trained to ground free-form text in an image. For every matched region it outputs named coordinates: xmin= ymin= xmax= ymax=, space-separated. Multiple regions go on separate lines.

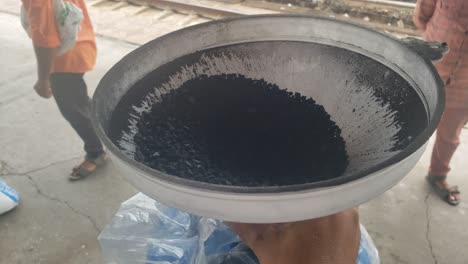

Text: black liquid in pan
xmin=129 ymin=74 xmax=348 ymax=186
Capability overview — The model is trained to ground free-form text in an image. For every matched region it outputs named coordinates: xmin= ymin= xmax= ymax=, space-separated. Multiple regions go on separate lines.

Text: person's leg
xmin=428 ymin=107 xmax=468 ymax=203
xmin=50 ymin=73 xmax=104 ymax=160
xmin=429 ymin=107 xmax=468 ymax=175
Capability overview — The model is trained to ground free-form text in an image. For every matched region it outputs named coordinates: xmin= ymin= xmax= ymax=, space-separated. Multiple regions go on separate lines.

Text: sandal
xmin=70 ymin=153 xmax=108 ymax=181
xmin=426 ymin=175 xmax=460 ymax=206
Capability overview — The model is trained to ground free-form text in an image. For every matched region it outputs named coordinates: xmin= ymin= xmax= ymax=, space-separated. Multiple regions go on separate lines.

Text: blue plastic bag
xmin=99 ymin=193 xmax=200 ymax=264
xmin=358 ymin=224 xmax=380 ymax=264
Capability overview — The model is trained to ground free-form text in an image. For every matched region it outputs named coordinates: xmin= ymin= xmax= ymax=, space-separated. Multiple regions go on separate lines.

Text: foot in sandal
xmin=70 ymin=152 xmax=108 ymax=181
xmin=426 ymin=175 xmax=460 ymax=206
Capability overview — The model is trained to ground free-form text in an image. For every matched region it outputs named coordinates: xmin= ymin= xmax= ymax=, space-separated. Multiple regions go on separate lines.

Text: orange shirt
xmin=22 ymin=0 xmax=96 ymax=73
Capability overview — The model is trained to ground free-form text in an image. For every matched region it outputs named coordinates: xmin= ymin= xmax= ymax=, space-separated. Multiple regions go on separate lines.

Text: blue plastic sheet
xmin=99 ymin=193 xmax=379 ymax=264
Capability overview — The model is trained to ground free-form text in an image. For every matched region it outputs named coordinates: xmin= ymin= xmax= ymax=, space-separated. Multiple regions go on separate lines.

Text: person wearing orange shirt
xmin=22 ymin=0 xmax=105 ymax=180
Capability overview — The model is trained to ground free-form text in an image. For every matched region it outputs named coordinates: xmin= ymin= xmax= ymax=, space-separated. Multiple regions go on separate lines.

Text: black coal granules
xmin=131 ymin=74 xmax=348 ymax=186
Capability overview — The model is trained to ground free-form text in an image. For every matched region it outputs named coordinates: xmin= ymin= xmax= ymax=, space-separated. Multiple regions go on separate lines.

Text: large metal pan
xmin=92 ymin=15 xmax=446 ymax=223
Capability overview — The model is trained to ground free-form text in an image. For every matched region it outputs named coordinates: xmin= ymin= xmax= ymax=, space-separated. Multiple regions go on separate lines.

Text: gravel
xmin=131 ymin=74 xmax=348 ymax=186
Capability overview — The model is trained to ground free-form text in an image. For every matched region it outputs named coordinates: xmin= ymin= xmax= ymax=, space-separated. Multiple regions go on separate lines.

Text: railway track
xmin=342 ymin=0 xmax=418 ymax=36
xmin=244 ymin=0 xmax=419 ymax=36
xmin=86 ymin=0 xmax=278 ymax=44
xmin=87 ymin=0 xmax=419 ymax=45
xmin=350 ymin=0 xmax=415 ymax=9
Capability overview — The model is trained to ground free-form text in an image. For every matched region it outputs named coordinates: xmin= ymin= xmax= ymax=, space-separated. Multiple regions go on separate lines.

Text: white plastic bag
xmin=20 ymin=0 xmax=84 ymax=56
xmin=98 ymin=193 xmax=258 ymax=264
xmin=0 ymin=177 xmax=19 ymax=215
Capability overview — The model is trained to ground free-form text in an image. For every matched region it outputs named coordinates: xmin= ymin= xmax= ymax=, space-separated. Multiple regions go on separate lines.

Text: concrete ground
xmin=0 ymin=12 xmax=138 ymax=264
xmin=0 ymin=5 xmax=467 ymax=264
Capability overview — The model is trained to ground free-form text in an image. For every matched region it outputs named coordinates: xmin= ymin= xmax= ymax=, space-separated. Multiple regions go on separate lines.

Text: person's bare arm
xmin=33 ymin=46 xmax=56 ymax=98
xmin=229 ymin=208 xmax=360 ymax=264
xmin=24 ymin=0 xmax=61 ymax=98
xmin=34 ymin=46 xmax=55 ymax=81
xmin=414 ymin=0 xmax=438 ymax=31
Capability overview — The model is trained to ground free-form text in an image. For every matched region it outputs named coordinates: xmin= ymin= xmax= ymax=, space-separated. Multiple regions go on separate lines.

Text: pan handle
xmin=400 ymin=37 xmax=449 ymax=62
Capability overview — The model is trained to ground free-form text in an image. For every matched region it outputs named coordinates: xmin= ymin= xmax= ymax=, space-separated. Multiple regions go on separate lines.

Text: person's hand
xmin=34 ymin=79 xmax=53 ymax=98
xmin=228 ymin=208 xmax=360 ymax=264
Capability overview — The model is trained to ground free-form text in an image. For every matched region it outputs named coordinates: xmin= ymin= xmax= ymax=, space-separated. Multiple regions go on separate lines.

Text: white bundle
xmin=20 ymin=0 xmax=84 ymax=56
xmin=0 ymin=177 xmax=19 ymax=215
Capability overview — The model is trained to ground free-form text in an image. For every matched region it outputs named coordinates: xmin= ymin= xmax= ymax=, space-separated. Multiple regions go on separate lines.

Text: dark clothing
xmin=50 ymin=73 xmax=103 ymax=159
